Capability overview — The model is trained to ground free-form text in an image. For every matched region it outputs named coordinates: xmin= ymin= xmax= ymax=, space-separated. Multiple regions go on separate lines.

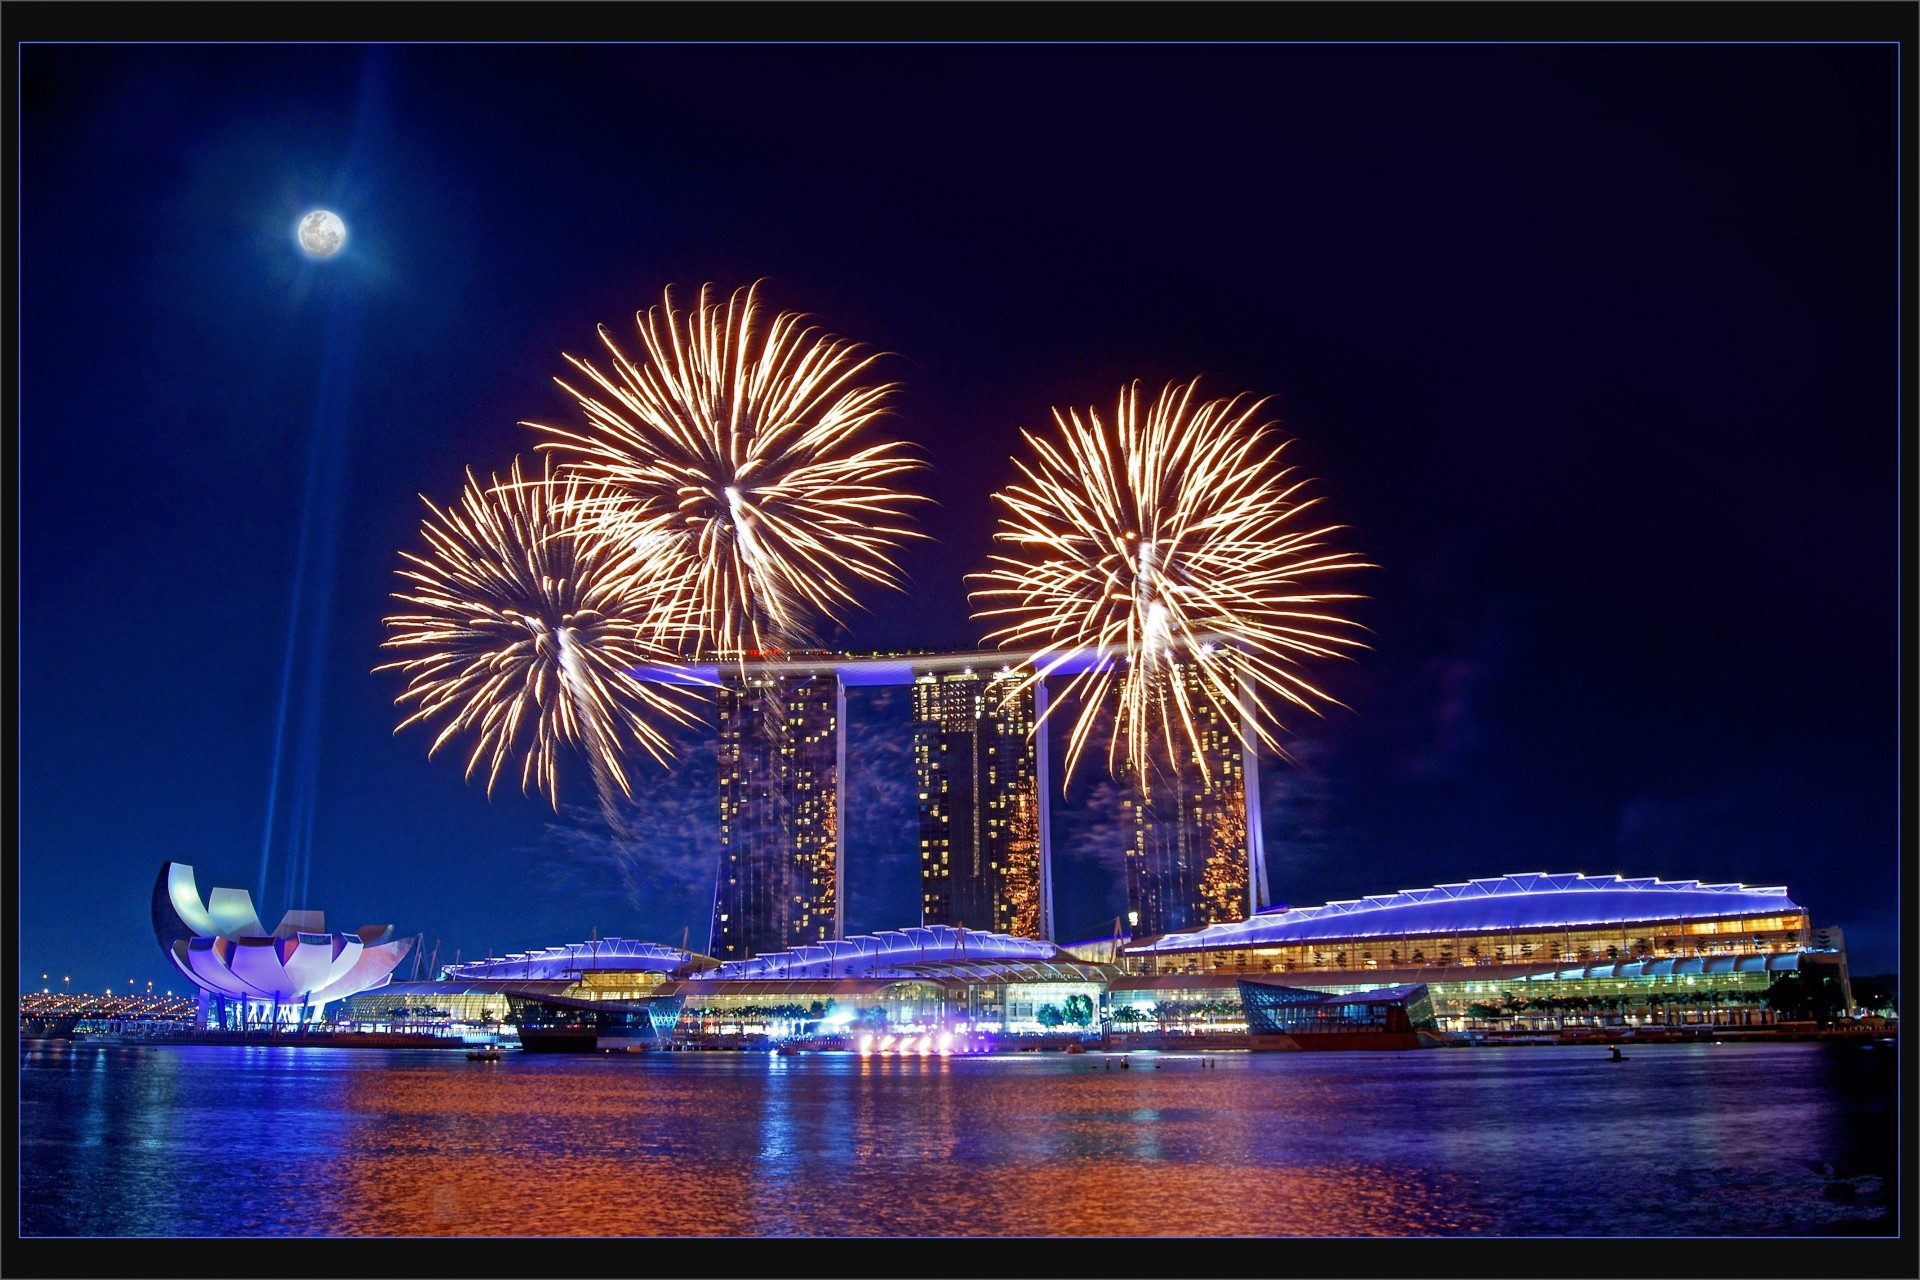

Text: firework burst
xmin=526 ymin=281 xmax=926 ymax=660
xmin=970 ymin=378 xmax=1371 ymax=791
xmin=378 ymin=456 xmax=706 ymax=811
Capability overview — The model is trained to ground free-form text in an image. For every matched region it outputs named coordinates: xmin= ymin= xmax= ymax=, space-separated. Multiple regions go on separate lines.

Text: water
xmin=19 ymin=1040 xmax=1896 ymax=1237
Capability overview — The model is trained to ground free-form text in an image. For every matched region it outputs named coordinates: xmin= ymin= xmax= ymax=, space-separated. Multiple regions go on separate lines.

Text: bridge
xmin=20 ymin=992 xmax=197 ymax=1024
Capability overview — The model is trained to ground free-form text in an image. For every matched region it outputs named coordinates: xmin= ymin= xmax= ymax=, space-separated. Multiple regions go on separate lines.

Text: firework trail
xmin=378 ymin=456 xmax=706 ymax=817
xmin=525 ymin=281 xmax=927 ymax=661
xmin=970 ymin=378 xmax=1371 ymax=793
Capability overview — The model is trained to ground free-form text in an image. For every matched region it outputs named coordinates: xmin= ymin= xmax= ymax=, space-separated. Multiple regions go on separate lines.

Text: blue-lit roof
xmin=442 ymin=938 xmax=694 ymax=981
xmin=1128 ymin=873 xmax=1803 ymax=954
xmin=695 ymin=926 xmax=1058 ymax=981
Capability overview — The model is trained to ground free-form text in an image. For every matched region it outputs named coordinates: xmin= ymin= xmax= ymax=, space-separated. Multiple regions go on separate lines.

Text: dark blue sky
xmin=18 ymin=41 xmax=1901 ymax=991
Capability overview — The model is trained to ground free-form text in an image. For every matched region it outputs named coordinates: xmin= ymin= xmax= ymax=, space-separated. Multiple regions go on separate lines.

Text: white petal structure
xmin=152 ymin=863 xmax=411 ymax=1017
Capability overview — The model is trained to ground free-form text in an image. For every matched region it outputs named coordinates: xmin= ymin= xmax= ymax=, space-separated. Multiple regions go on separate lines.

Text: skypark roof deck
xmin=628 ymin=645 xmax=1128 ymax=687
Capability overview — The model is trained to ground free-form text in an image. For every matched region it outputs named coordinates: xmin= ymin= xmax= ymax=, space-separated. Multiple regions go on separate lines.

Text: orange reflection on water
xmin=302 ymin=1053 xmax=1481 ymax=1236
xmin=20 ymin=1040 xmax=1895 ymax=1237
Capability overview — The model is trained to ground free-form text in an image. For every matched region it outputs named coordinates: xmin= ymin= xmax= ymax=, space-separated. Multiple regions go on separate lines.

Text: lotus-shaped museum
xmin=152 ymin=862 xmax=412 ymax=1025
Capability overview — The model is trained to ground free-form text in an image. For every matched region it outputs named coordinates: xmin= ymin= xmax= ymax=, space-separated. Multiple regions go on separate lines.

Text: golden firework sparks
xmin=377 ymin=456 xmax=706 ymax=809
xmin=527 ymin=281 xmax=927 ymax=661
xmin=970 ymin=378 xmax=1371 ymax=791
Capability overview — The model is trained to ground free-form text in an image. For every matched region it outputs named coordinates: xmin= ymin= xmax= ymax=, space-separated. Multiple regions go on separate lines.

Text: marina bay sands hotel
xmin=653 ymin=649 xmax=1269 ymax=963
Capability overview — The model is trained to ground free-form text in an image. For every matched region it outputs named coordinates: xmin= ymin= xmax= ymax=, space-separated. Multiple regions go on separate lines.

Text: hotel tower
xmin=912 ymin=667 xmax=1048 ymax=939
xmin=1121 ymin=658 xmax=1261 ymax=936
xmin=708 ymin=661 xmax=844 ymax=962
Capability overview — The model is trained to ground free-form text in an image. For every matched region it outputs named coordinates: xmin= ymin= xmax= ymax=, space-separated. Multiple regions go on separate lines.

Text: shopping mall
xmin=334 ymin=871 xmax=1851 ymax=1046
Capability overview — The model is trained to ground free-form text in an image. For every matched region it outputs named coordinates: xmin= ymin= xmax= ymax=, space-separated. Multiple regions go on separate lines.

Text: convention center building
xmin=337 ymin=872 xmax=1848 ymax=1043
xmin=1096 ymin=872 xmax=1842 ymax=1034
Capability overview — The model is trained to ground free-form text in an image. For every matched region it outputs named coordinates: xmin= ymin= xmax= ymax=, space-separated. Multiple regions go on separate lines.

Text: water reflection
xmin=19 ymin=1041 xmax=1895 ymax=1237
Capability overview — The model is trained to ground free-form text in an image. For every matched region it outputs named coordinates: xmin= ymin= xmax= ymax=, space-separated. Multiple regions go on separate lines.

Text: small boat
xmin=1065 ymin=1043 xmax=1086 ymax=1054
xmin=466 ymin=1048 xmax=502 ymax=1062
xmin=1606 ymin=1045 xmax=1628 ymax=1062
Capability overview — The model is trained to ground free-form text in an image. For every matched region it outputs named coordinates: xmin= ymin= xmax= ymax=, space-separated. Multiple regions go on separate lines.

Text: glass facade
xmin=339 ymin=983 xmax=514 ymax=1036
xmin=677 ymin=981 xmax=947 ymax=1037
xmin=1240 ymin=982 xmax=1437 ymax=1037
xmin=1103 ymin=968 xmax=1794 ymax=1036
xmin=1109 ymin=981 xmax=1248 ymax=1033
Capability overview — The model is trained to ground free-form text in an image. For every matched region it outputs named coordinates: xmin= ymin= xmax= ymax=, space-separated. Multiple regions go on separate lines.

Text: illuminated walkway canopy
xmin=443 ymin=939 xmax=701 ymax=982
xmin=695 ymin=925 xmax=1060 ymax=981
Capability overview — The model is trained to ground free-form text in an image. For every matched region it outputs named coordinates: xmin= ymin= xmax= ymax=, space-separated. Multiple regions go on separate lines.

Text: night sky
xmin=18 ymin=41 xmax=1901 ymax=994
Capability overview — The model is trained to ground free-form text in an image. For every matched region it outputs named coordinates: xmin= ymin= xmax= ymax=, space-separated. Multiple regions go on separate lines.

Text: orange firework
xmin=970 ymin=378 xmax=1371 ymax=791
xmin=527 ymin=281 xmax=927 ymax=660
xmin=378 ymin=456 xmax=706 ymax=809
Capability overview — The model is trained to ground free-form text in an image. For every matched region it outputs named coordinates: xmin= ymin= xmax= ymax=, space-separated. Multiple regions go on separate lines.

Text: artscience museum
xmin=152 ymin=862 xmax=412 ymax=1029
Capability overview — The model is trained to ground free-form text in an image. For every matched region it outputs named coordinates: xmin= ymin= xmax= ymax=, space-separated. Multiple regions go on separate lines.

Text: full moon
xmin=296 ymin=210 xmax=347 ymax=258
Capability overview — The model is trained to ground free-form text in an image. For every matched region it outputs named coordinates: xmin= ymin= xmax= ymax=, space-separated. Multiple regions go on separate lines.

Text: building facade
xmin=913 ymin=668 xmax=1045 ymax=938
xmin=709 ymin=662 xmax=844 ymax=961
xmin=1122 ymin=660 xmax=1252 ymax=936
xmin=333 ymin=873 xmax=1863 ymax=1046
xmin=1100 ymin=872 xmax=1824 ymax=1032
xmin=341 ymin=926 xmax=1108 ymax=1045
